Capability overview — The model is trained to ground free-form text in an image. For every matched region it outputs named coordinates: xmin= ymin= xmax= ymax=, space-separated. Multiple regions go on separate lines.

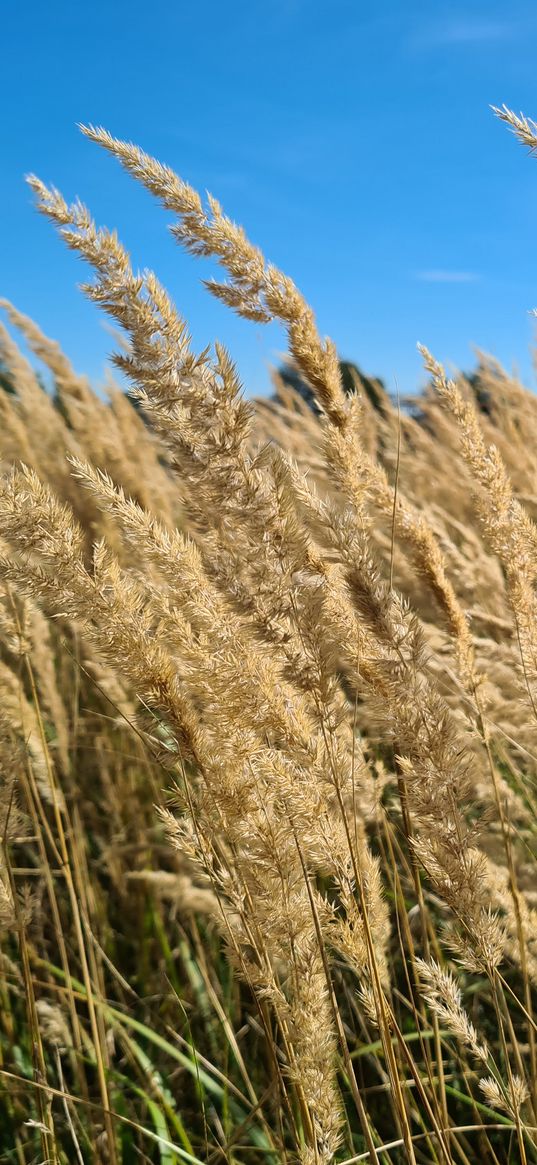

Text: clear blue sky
xmin=3 ymin=0 xmax=537 ymax=397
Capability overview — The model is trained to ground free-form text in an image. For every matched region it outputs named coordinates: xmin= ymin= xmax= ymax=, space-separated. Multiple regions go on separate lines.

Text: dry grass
xmin=1 ymin=104 xmax=537 ymax=1164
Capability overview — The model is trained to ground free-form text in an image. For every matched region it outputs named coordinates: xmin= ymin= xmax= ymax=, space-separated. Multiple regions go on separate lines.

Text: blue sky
xmin=3 ymin=0 xmax=537 ymax=398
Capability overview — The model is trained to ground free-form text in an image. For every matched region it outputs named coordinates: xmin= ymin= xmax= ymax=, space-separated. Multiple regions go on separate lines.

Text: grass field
xmin=2 ymin=105 xmax=537 ymax=1164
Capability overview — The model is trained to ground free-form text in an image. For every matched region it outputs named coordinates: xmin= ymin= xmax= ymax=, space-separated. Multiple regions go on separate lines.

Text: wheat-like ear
xmin=492 ymin=104 xmax=537 ymax=152
xmin=420 ymin=343 xmax=537 ymax=716
xmin=79 ymin=123 xmax=350 ymax=430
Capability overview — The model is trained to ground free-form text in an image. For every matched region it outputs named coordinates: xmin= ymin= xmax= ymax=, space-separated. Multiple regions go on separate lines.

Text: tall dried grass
xmin=1 ymin=105 xmax=537 ymax=1164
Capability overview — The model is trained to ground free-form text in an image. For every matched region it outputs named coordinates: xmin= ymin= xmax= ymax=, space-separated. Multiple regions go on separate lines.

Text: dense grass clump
xmin=3 ymin=105 xmax=537 ymax=1164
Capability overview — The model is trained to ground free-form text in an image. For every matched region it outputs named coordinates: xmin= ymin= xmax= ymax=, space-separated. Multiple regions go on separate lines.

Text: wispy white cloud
xmin=409 ymin=17 xmax=520 ymax=50
xmin=414 ymin=270 xmax=480 ymax=284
